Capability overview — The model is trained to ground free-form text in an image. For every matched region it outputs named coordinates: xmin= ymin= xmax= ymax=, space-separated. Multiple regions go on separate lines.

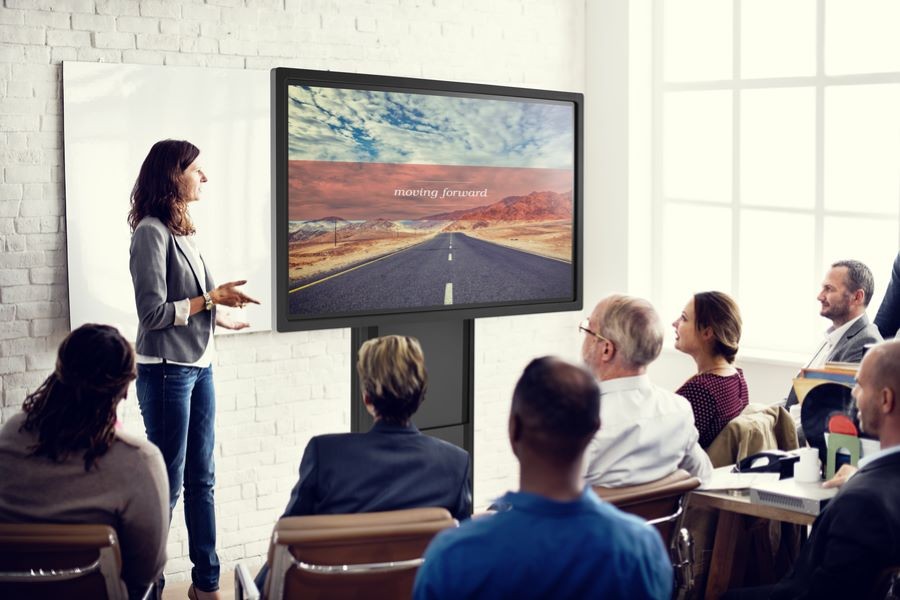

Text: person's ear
xmin=851 ymin=288 xmax=866 ymax=307
xmin=363 ymin=393 xmax=377 ymax=418
xmin=701 ymin=326 xmax=715 ymax=341
xmin=600 ymin=340 xmax=615 ymax=362
xmin=509 ymin=412 xmax=523 ymax=443
xmin=881 ymin=386 xmax=896 ymax=416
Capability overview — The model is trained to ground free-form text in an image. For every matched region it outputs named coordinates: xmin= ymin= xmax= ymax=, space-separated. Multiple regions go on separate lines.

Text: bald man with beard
xmin=726 ymin=338 xmax=900 ymax=600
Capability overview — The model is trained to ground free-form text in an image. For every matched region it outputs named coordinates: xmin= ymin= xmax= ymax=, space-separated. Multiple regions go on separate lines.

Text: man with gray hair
xmin=785 ymin=259 xmax=883 ymax=414
xmin=580 ymin=294 xmax=712 ymax=487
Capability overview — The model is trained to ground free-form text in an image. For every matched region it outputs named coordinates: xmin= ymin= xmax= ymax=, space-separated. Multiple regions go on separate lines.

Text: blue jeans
xmin=137 ymin=363 xmax=220 ymax=592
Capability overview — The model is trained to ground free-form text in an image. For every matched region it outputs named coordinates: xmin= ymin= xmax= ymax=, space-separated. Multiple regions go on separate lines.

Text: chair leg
xmin=672 ymin=527 xmax=695 ymax=599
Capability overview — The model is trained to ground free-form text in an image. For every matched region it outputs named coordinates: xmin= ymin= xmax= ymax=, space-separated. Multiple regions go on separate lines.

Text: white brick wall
xmin=0 ymin=0 xmax=586 ymax=582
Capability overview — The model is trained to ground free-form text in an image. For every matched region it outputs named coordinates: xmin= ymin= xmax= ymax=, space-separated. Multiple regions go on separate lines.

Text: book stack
xmin=792 ymin=361 xmax=857 ymax=403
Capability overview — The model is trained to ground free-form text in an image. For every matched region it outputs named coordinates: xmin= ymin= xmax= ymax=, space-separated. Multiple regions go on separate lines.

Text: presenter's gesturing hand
xmin=210 ymin=280 xmax=260 ymax=309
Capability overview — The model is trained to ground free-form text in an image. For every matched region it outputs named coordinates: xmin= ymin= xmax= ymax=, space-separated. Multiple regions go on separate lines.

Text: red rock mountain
xmin=421 ymin=190 xmax=572 ymax=222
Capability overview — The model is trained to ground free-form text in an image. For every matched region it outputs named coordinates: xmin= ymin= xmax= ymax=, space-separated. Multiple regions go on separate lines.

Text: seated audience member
xmin=413 ymin=357 xmax=673 ymax=600
xmin=875 ymin=250 xmax=900 ymax=339
xmin=725 ymin=338 xmax=900 ymax=600
xmin=673 ymin=291 xmax=749 ymax=448
xmin=255 ymin=335 xmax=471 ymax=595
xmin=580 ymin=294 xmax=713 ymax=486
xmin=785 ymin=259 xmax=883 ymax=414
xmin=0 ymin=324 xmax=168 ymax=599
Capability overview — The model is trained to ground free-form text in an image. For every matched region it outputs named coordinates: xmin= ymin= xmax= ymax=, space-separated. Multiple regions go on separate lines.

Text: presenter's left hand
xmin=216 ymin=311 xmax=250 ymax=331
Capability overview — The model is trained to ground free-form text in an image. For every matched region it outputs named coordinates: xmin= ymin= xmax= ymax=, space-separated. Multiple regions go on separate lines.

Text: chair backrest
xmin=706 ymin=403 xmax=799 ymax=468
xmin=594 ymin=469 xmax=701 ymax=544
xmin=266 ymin=507 xmax=457 ymax=600
xmin=0 ymin=523 xmax=126 ymax=600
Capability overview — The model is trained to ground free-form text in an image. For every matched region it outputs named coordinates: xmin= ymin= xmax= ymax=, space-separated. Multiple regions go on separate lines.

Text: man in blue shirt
xmin=413 ymin=356 xmax=673 ymax=600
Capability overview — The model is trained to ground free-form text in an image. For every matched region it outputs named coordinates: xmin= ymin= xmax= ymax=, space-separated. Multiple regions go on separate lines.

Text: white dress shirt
xmin=582 ymin=374 xmax=713 ymax=488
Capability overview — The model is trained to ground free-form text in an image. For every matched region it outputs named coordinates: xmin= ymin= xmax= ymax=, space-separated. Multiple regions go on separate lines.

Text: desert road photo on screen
xmin=284 ymin=83 xmax=576 ymax=318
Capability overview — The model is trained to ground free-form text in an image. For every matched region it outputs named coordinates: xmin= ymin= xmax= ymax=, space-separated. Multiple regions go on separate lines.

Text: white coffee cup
xmin=794 ymin=447 xmax=821 ymax=483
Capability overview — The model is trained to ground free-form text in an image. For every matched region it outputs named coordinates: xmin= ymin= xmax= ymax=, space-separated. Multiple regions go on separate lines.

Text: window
xmin=639 ymin=0 xmax=900 ymax=359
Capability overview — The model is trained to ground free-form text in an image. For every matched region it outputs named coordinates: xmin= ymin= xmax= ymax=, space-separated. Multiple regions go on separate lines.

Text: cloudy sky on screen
xmin=287 ymin=85 xmax=574 ymax=169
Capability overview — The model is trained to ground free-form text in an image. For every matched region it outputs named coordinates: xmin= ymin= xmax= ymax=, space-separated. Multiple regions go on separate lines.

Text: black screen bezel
xmin=272 ymin=67 xmax=583 ymax=332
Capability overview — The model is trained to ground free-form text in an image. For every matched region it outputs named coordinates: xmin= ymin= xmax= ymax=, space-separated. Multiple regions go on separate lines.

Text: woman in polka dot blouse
xmin=673 ymin=291 xmax=749 ymax=448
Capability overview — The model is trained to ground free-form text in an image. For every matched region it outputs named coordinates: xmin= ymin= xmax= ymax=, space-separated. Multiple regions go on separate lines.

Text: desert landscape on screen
xmin=287 ymin=161 xmax=573 ymax=284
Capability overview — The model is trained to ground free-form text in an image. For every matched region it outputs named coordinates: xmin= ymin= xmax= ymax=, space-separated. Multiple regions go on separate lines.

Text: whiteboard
xmin=62 ymin=61 xmax=272 ymax=337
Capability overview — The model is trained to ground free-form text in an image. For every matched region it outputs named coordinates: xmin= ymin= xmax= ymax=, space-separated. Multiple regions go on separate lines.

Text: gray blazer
xmin=129 ymin=217 xmax=216 ymax=363
xmin=785 ymin=314 xmax=882 ymax=409
xmin=824 ymin=313 xmax=883 ymax=364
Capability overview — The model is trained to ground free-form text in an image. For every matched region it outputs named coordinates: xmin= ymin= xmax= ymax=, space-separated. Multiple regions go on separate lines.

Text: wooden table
xmin=688 ymin=489 xmax=816 ymax=600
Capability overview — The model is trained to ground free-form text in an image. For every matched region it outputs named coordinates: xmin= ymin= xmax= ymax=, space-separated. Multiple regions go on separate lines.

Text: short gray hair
xmin=597 ymin=294 xmax=664 ymax=368
xmin=832 ymin=259 xmax=875 ymax=307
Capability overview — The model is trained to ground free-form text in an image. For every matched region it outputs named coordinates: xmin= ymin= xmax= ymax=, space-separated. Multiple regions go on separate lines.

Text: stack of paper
xmin=702 ymin=466 xmax=781 ymax=491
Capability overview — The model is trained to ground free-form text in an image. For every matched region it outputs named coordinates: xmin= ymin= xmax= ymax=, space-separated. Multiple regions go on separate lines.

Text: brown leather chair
xmin=594 ymin=468 xmax=701 ymax=543
xmin=0 ymin=523 xmax=134 ymax=600
xmin=244 ymin=507 xmax=458 ymax=600
xmin=595 ymin=469 xmax=701 ymax=597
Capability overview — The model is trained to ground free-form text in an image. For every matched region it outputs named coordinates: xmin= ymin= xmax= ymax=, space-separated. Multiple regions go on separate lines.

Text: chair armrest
xmin=235 ymin=563 xmax=260 ymax=600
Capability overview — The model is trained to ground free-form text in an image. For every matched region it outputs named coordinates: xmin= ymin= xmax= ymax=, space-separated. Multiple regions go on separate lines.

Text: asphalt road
xmin=288 ymin=232 xmax=572 ymax=316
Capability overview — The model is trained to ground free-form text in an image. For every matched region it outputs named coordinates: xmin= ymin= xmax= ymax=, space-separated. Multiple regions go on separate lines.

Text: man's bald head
xmin=853 ymin=339 xmax=900 ymax=441
xmin=865 ymin=339 xmax=900 ymax=394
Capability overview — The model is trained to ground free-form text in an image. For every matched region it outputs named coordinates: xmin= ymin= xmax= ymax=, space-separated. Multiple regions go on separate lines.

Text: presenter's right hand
xmin=211 ymin=280 xmax=260 ymax=309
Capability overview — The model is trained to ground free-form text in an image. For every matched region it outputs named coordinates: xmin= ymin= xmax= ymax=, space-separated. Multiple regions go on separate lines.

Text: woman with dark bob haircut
xmin=0 ymin=324 xmax=169 ymax=599
xmin=672 ymin=291 xmax=749 ymax=447
xmin=128 ymin=139 xmax=258 ymax=599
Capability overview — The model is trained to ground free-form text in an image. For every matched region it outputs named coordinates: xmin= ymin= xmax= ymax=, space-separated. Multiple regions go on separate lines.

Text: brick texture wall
xmin=0 ymin=0 xmax=585 ymax=580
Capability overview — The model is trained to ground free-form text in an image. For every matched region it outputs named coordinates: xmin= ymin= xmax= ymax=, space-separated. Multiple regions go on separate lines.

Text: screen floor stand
xmin=350 ymin=319 xmax=475 ymax=493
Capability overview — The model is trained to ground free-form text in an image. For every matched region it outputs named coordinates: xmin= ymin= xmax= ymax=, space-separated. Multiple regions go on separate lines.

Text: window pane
xmin=663 ymin=0 xmax=732 ymax=82
xmin=660 ymin=202 xmax=732 ymax=328
xmin=826 ymin=0 xmax=900 ymax=75
xmin=739 ymin=210 xmax=818 ymax=355
xmin=824 ymin=84 xmax=900 ymax=215
xmin=823 ymin=216 xmax=900 ymax=315
xmin=663 ymin=90 xmax=732 ymax=202
xmin=741 ymin=0 xmax=815 ymax=78
xmin=740 ymin=88 xmax=815 ymax=209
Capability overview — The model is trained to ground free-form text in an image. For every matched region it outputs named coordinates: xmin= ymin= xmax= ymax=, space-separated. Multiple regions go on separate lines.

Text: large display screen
xmin=272 ymin=68 xmax=583 ymax=331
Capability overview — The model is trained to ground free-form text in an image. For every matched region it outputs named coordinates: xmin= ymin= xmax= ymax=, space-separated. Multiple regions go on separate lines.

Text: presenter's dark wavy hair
xmin=128 ymin=139 xmax=199 ymax=236
xmin=357 ymin=335 xmax=427 ymax=425
xmin=20 ymin=324 xmax=136 ymax=471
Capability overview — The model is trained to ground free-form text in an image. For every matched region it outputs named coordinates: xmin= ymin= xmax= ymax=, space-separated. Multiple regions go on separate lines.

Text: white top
xmin=582 ymin=374 xmax=714 ymax=488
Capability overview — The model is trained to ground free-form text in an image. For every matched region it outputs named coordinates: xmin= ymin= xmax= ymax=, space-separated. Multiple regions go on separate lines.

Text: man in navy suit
xmin=255 ymin=335 xmax=471 ymax=596
xmin=727 ymin=338 xmax=900 ymax=599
